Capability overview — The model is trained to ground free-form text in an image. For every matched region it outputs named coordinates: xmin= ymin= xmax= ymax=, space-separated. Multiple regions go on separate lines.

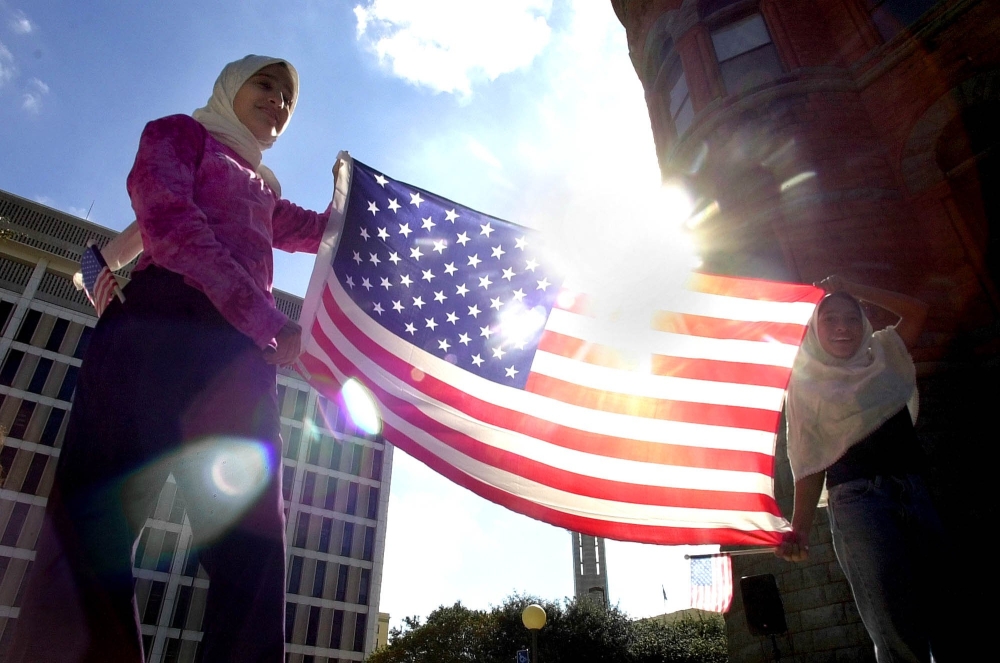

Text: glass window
xmin=312 ymin=560 xmax=327 ymax=598
xmin=324 ymin=476 xmax=338 ymax=511
xmin=346 ymin=483 xmax=359 ymax=516
xmin=20 ymin=453 xmax=48 ymax=494
xmin=162 ymin=637 xmax=182 ymax=663
xmin=367 ymin=487 xmax=379 ymax=519
xmin=1 ymin=501 xmax=30 ymax=546
xmin=353 ymin=613 xmax=367 ymax=652
xmin=330 ymin=440 xmax=343 ymax=472
xmin=0 ymin=301 xmax=13 ymax=335
xmin=294 ymin=513 xmax=311 ymax=549
xmin=362 ymin=526 xmax=375 ymax=562
xmin=371 ymin=449 xmax=383 ymax=481
xmin=305 ymin=606 xmax=322 ymax=646
xmin=57 ymin=365 xmax=79 ymax=402
xmin=284 ymin=427 xmax=302 ymax=459
xmin=15 ymin=310 xmax=40 ymax=344
xmin=183 ymin=547 xmax=201 ymax=577
xmin=285 ymin=602 xmax=297 ymax=643
xmin=301 ymin=472 xmax=316 ymax=506
xmin=0 ymin=350 xmax=24 ymax=386
xmin=157 ymin=531 xmax=178 ymax=573
xmin=9 ymin=400 xmax=35 ymax=439
xmin=350 ymin=444 xmax=363 ymax=476
xmin=276 ymin=383 xmax=287 ymax=413
xmin=45 ymin=318 xmax=69 ymax=352
xmin=341 ymin=522 xmax=354 ymax=557
xmin=359 ymin=569 xmax=371 ymax=605
xmin=288 ymin=555 xmax=304 ymax=594
xmin=667 ymin=66 xmax=694 ymax=135
xmin=171 ymin=585 xmax=193 ymax=629
xmin=867 ymin=0 xmax=937 ymax=41
xmin=307 ymin=439 xmax=321 ymax=466
xmin=330 ymin=609 xmax=345 ymax=649
xmin=28 ymin=357 xmax=53 ymax=394
xmin=293 ymin=390 xmax=308 ymax=420
xmin=710 ymin=14 xmax=783 ymax=94
xmin=335 ymin=565 xmax=349 ymax=602
xmin=142 ymin=580 xmax=166 ymax=625
xmin=282 ymin=465 xmax=295 ymax=502
xmin=320 ymin=517 xmax=333 ymax=553
xmin=39 ymin=407 xmax=66 ymax=447
xmin=0 ymin=446 xmax=18 ymax=479
xmin=73 ymin=325 xmax=94 ymax=359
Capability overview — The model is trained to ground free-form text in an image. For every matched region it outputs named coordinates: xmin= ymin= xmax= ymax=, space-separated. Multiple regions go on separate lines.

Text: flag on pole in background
xmin=298 ymin=154 xmax=824 ymax=546
xmin=80 ymin=242 xmax=121 ymax=317
xmin=690 ymin=555 xmax=733 ymax=613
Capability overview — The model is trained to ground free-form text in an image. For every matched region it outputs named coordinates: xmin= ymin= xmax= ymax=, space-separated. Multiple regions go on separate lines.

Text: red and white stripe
xmin=300 ymin=262 xmax=823 ymax=546
xmin=91 ymin=267 xmax=117 ymax=317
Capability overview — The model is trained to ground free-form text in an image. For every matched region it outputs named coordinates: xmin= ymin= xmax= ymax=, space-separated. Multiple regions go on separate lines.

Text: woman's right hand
xmin=776 ymin=528 xmax=810 ymax=562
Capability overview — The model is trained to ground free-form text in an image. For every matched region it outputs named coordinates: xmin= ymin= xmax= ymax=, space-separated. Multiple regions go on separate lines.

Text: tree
xmin=368 ymin=594 xmax=727 ymax=663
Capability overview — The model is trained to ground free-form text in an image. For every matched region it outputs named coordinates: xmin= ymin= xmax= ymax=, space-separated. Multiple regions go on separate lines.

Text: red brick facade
xmin=613 ymin=1 xmax=997 ymax=659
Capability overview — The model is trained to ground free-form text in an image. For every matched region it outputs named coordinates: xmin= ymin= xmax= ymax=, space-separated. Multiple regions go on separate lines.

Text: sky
xmin=0 ymin=0 xmax=715 ymax=628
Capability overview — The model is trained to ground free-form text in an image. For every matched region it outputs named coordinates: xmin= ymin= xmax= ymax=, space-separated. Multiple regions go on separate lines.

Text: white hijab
xmin=785 ymin=295 xmax=918 ymax=481
xmin=78 ymin=55 xmax=299 ymax=281
xmin=192 ymin=54 xmax=299 ymax=197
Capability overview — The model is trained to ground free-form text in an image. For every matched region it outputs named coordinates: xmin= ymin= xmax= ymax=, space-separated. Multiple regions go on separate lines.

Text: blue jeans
xmin=828 ymin=475 xmax=953 ymax=663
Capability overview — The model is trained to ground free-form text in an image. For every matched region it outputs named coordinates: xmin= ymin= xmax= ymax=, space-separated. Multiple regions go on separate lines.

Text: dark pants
xmin=9 ymin=267 xmax=286 ymax=663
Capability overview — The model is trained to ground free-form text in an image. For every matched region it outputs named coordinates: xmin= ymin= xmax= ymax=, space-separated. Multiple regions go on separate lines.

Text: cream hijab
xmin=78 ymin=55 xmax=299 ymax=282
xmin=192 ymin=54 xmax=299 ymax=197
xmin=785 ymin=294 xmax=918 ymax=481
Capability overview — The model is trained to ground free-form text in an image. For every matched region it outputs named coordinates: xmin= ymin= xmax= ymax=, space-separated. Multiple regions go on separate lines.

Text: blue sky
xmin=0 ymin=0 xmax=713 ymax=627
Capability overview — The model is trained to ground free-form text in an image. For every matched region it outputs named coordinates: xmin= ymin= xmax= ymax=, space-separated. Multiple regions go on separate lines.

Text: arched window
xmin=866 ymin=0 xmax=939 ymax=42
xmin=666 ymin=64 xmax=694 ymax=136
xmin=709 ymin=12 xmax=782 ymax=94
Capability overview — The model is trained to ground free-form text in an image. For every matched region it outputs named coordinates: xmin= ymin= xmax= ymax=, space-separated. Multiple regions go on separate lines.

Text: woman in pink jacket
xmin=12 ymin=55 xmax=329 ymax=662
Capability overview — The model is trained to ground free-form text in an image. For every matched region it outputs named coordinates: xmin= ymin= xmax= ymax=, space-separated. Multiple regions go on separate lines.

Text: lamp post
xmin=521 ymin=604 xmax=546 ymax=663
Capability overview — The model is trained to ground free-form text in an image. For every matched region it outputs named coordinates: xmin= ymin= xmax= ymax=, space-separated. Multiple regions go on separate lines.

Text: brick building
xmin=0 ymin=190 xmax=393 ymax=663
xmin=611 ymin=0 xmax=998 ymax=659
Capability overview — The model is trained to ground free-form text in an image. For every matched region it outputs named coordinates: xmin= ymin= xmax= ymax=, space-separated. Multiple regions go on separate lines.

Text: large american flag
xmin=299 ymin=155 xmax=823 ymax=546
xmin=690 ymin=555 xmax=733 ymax=613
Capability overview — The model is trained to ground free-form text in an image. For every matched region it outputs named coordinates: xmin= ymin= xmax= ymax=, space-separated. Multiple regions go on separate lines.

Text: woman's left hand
xmin=264 ymin=319 xmax=302 ymax=366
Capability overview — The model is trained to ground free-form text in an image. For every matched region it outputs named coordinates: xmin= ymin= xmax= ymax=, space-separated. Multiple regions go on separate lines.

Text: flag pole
xmin=685 ymin=548 xmax=776 ymax=560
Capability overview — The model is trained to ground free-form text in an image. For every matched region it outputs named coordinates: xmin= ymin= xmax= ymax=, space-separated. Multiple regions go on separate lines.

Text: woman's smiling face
xmin=816 ymin=295 xmax=864 ymax=359
xmin=232 ymin=63 xmax=295 ymax=142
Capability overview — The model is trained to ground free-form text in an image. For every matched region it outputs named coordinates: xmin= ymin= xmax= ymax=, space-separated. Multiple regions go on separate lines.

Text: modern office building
xmin=570 ymin=533 xmax=609 ymax=608
xmin=612 ymin=0 xmax=997 ymax=659
xmin=0 ymin=189 xmax=393 ymax=663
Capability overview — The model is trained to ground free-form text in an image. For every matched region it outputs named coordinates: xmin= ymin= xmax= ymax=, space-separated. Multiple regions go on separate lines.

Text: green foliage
xmin=368 ymin=595 xmax=727 ymax=663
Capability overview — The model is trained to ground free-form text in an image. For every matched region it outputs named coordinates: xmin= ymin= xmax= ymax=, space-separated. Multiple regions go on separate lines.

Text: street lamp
xmin=521 ymin=604 xmax=546 ymax=663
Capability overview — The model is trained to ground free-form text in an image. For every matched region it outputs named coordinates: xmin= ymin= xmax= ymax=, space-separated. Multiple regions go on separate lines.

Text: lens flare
xmin=210 ymin=442 xmax=269 ymax=497
xmin=342 ymin=378 xmax=382 ymax=436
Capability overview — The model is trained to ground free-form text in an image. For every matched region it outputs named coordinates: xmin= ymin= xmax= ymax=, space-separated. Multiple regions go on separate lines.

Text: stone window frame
xmin=700 ymin=1 xmax=784 ymax=96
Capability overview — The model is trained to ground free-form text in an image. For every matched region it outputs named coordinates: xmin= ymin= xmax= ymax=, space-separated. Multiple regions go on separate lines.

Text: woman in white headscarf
xmin=12 ymin=55 xmax=329 ymax=663
xmin=777 ymin=276 xmax=953 ymax=663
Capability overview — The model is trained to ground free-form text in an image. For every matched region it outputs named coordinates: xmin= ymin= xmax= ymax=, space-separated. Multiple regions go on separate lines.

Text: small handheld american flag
xmin=690 ymin=555 xmax=733 ymax=613
xmin=80 ymin=241 xmax=124 ymax=316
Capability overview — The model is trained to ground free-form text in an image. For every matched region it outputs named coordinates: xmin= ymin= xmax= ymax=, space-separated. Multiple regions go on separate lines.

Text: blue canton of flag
xmin=332 ymin=161 xmax=563 ymax=389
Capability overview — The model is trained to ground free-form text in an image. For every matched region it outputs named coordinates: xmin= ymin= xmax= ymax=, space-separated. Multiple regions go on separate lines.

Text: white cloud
xmin=21 ymin=77 xmax=48 ymax=112
xmin=9 ymin=10 xmax=32 ymax=34
xmin=0 ymin=40 xmax=15 ymax=88
xmin=354 ymin=0 xmax=553 ymax=96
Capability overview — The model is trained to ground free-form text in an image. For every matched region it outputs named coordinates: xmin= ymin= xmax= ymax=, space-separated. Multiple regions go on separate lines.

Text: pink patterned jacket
xmin=127 ymin=114 xmax=328 ymax=348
